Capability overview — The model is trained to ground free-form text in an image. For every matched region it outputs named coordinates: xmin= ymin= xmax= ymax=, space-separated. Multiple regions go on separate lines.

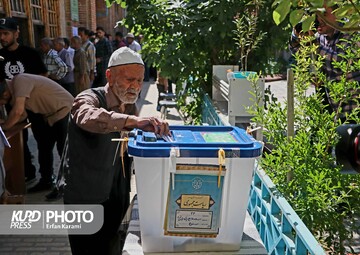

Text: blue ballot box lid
xmin=128 ymin=125 xmax=262 ymax=158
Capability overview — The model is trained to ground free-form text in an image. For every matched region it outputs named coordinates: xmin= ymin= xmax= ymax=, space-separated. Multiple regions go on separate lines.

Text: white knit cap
xmin=108 ymin=47 xmax=144 ymax=68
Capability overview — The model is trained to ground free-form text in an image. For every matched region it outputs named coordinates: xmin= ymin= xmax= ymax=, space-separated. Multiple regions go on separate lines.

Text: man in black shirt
xmin=93 ymin=26 xmax=112 ymax=88
xmin=0 ymin=17 xmax=48 ymax=186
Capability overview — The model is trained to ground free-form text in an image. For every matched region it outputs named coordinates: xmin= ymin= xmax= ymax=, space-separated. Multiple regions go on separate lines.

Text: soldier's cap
xmin=108 ymin=47 xmax=144 ymax=68
xmin=0 ymin=17 xmax=18 ymax=31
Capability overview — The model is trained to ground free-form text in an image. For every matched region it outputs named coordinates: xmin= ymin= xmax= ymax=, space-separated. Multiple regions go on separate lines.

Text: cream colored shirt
xmin=9 ymin=73 xmax=74 ymax=126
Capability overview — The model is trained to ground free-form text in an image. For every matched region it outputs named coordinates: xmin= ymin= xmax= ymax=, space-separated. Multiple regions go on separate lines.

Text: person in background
xmin=125 ymin=33 xmax=141 ymax=53
xmin=0 ymin=17 xmax=47 ymax=182
xmin=63 ymin=37 xmax=75 ymax=59
xmin=64 ymin=47 xmax=169 ymax=255
xmin=40 ymin=37 xmax=68 ymax=82
xmin=0 ymin=74 xmax=73 ymax=192
xmin=53 ymin=37 xmax=75 ymax=96
xmin=78 ymin=27 xmax=96 ymax=87
xmin=289 ymin=5 xmax=360 ymax=122
xmin=71 ymin=36 xmax=90 ymax=95
xmin=93 ymin=26 xmax=112 ymax=88
xmin=112 ymin=31 xmax=126 ymax=50
xmin=89 ymin=31 xmax=97 ymax=44
xmin=105 ymin=33 xmax=113 ymax=42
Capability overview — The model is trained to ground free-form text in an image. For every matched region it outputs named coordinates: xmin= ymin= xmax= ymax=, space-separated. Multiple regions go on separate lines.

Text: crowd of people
xmin=0 ymin=17 xmax=151 ymax=193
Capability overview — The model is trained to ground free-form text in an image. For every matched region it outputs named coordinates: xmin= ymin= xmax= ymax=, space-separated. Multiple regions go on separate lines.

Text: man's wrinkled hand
xmin=137 ymin=117 xmax=170 ymax=136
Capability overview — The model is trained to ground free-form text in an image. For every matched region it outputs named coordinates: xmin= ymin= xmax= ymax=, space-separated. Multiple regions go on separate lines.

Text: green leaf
xmin=121 ymin=1 xmax=127 ymax=9
xmin=289 ymin=10 xmax=304 ymax=27
xmin=302 ymin=14 xmax=315 ymax=32
xmin=311 ymin=0 xmax=324 ymax=8
xmin=105 ymin=0 xmax=112 ymax=8
xmin=335 ymin=5 xmax=352 ymax=18
xmin=273 ymin=0 xmax=292 ymax=25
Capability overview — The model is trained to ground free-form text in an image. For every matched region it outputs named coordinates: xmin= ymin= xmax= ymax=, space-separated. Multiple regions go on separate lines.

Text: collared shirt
xmin=290 ymin=31 xmax=360 ymax=82
xmin=95 ymin=37 xmax=112 ymax=64
xmin=289 ymin=31 xmax=360 ymax=117
xmin=43 ymin=49 xmax=68 ymax=80
xmin=128 ymin=41 xmax=141 ymax=53
xmin=316 ymin=32 xmax=360 ymax=117
xmin=317 ymin=31 xmax=360 ymax=82
xmin=71 ymin=84 xmax=138 ymax=134
xmin=81 ymin=40 xmax=96 ymax=73
xmin=58 ymin=48 xmax=74 ymax=84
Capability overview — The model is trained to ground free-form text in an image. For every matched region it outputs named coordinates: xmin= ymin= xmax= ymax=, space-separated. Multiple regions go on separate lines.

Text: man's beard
xmin=113 ymin=83 xmax=139 ymax=104
xmin=1 ymin=39 xmax=16 ymax=49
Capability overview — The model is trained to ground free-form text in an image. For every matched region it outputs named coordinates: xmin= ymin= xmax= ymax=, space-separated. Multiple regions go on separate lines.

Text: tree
xmin=272 ymin=0 xmax=360 ymax=32
xmin=106 ymin=0 xmax=290 ymax=123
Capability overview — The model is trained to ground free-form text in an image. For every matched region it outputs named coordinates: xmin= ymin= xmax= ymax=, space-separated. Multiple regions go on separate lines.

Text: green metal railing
xmin=201 ymin=94 xmax=326 ymax=255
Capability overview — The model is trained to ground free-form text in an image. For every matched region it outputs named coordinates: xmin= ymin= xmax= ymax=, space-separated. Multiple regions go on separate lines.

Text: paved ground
xmin=0 ymin=78 xmax=182 ymax=255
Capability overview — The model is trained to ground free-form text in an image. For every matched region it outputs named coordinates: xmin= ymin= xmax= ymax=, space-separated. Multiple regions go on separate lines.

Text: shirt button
xmin=114 ymin=126 xmax=117 ymax=130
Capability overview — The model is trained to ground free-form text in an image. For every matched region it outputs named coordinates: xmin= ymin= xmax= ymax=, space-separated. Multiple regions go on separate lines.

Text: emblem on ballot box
xmin=164 ymin=164 xmax=226 ymax=237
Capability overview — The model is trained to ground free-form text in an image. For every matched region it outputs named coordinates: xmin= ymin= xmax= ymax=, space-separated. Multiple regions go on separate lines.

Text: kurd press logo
xmin=0 ymin=205 xmax=103 ymax=235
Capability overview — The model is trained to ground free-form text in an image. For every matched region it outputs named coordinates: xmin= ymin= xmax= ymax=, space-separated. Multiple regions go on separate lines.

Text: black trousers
xmin=27 ymin=111 xmax=69 ymax=183
xmin=66 ymin=154 xmax=131 ymax=255
xmin=23 ymin=128 xmax=36 ymax=178
xmin=67 ymin=197 xmax=126 ymax=255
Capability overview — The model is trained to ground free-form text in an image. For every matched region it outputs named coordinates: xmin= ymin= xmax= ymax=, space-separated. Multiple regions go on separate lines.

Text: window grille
xmin=31 ymin=0 xmax=43 ymax=22
xmin=10 ymin=0 xmax=25 ymax=14
xmin=48 ymin=0 xmax=58 ymax=38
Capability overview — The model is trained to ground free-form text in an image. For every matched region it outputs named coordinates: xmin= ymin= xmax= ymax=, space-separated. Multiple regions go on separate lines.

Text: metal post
xmin=287 ymin=68 xmax=294 ymax=182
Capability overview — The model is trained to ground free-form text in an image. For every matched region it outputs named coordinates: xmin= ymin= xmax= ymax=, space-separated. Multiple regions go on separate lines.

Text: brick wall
xmin=96 ymin=1 xmax=125 ymax=37
xmin=61 ymin=0 xmax=125 ymax=39
xmin=78 ymin=0 xmax=96 ymax=32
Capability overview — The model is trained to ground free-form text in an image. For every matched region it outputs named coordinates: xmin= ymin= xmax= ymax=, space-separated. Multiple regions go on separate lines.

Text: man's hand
xmin=48 ymin=73 xmax=58 ymax=80
xmin=126 ymin=116 xmax=170 ymax=136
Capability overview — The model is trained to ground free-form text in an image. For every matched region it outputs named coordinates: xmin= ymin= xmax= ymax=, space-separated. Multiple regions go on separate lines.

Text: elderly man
xmin=53 ymin=37 xmax=75 ymax=96
xmin=0 ymin=73 xmax=73 ymax=192
xmin=40 ymin=37 xmax=68 ymax=82
xmin=125 ymin=33 xmax=141 ymax=52
xmin=63 ymin=47 xmax=169 ymax=255
xmin=78 ymin=27 xmax=96 ymax=86
xmin=70 ymin=36 xmax=90 ymax=95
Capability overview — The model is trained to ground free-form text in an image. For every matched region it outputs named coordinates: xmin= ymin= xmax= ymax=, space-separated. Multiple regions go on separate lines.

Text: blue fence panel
xmin=248 ymin=166 xmax=326 ymax=255
xmin=202 ymin=94 xmax=225 ymax=126
xmin=201 ymin=95 xmax=326 ymax=255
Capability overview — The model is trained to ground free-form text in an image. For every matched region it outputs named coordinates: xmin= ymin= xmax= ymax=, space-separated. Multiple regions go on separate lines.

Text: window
xmin=47 ymin=0 xmax=58 ymax=38
xmin=10 ymin=0 xmax=25 ymax=14
xmin=31 ymin=0 xmax=43 ymax=22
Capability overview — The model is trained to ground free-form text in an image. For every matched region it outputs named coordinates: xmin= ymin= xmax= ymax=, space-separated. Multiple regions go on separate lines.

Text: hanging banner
xmin=70 ymin=0 xmax=79 ymax=21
